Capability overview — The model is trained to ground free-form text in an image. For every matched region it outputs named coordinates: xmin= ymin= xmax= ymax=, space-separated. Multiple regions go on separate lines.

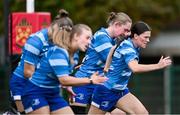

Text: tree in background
xmin=1 ymin=0 xmax=180 ymax=36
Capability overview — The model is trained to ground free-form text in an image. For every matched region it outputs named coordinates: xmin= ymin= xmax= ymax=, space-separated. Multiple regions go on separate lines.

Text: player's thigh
xmin=88 ymin=105 xmax=106 ymax=115
xmin=116 ymin=92 xmax=148 ymax=114
xmin=28 ymin=106 xmax=50 ymax=114
xmin=50 ymin=106 xmax=74 ymax=115
xmin=15 ymin=100 xmax=24 ymax=112
xmin=110 ymin=108 xmax=126 ymax=115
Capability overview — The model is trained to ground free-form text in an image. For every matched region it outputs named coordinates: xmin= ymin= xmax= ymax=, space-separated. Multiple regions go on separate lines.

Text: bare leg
xmin=110 ymin=108 xmax=126 ymax=115
xmin=28 ymin=106 xmax=50 ymax=114
xmin=51 ymin=106 xmax=74 ymax=115
xmin=116 ymin=93 xmax=149 ymax=114
xmin=15 ymin=100 xmax=24 ymax=112
xmin=88 ymin=105 xmax=106 ymax=115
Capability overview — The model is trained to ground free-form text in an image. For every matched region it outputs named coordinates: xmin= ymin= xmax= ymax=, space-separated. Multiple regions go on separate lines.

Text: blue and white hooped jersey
xmin=104 ymin=38 xmax=140 ymax=91
xmin=29 ymin=46 xmax=72 ymax=88
xmin=13 ymin=28 xmax=52 ymax=78
xmin=75 ymin=27 xmax=115 ymax=78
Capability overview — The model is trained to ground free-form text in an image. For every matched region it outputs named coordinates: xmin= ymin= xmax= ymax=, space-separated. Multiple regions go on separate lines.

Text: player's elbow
xmin=24 ymin=70 xmax=34 ymax=78
xmin=60 ymin=79 xmax=67 ymax=86
xmin=130 ymin=67 xmax=140 ymax=73
xmin=24 ymin=63 xmax=35 ymax=78
xmin=59 ymin=76 xmax=71 ymax=86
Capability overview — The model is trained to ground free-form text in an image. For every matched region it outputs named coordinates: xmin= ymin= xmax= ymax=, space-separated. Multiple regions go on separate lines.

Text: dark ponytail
xmin=55 ymin=9 xmax=69 ymax=20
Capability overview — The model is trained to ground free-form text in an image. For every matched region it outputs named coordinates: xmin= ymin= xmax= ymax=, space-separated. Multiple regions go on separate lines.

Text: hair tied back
xmin=59 ymin=9 xmax=69 ymax=18
xmin=109 ymin=12 xmax=116 ymax=20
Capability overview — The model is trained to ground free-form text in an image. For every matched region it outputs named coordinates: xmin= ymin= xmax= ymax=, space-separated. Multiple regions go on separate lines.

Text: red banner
xmin=10 ymin=12 xmax=51 ymax=55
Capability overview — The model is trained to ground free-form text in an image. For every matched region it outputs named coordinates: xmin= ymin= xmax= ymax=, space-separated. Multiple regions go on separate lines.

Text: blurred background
xmin=1 ymin=0 xmax=180 ymax=114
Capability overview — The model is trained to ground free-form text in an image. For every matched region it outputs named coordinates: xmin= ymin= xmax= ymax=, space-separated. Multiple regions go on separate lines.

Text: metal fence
xmin=171 ymin=66 xmax=180 ymax=114
xmin=130 ymin=66 xmax=180 ymax=114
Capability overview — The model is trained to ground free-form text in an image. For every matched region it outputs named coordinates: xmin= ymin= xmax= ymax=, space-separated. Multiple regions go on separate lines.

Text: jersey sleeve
xmin=48 ymin=48 xmax=71 ymax=78
xmin=120 ymin=47 xmax=138 ymax=64
xmin=23 ymin=35 xmax=43 ymax=66
xmin=93 ymin=34 xmax=113 ymax=62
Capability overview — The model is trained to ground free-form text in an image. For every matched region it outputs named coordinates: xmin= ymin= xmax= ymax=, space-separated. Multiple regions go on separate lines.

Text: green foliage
xmin=1 ymin=0 xmax=180 ymax=35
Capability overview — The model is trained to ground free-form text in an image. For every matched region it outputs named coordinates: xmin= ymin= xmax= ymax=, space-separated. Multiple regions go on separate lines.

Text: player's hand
xmin=90 ymin=72 xmax=108 ymax=85
xmin=158 ymin=56 xmax=172 ymax=69
xmin=62 ymin=86 xmax=76 ymax=96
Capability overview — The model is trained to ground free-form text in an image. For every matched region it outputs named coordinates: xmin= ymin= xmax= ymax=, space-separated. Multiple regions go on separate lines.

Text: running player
xmin=9 ymin=9 xmax=74 ymax=114
xmin=21 ymin=24 xmax=108 ymax=114
xmin=71 ymin=12 xmax=132 ymax=114
xmin=88 ymin=21 xmax=172 ymax=114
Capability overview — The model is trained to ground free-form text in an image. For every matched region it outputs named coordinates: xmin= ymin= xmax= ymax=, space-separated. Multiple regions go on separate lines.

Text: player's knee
xmin=135 ymin=107 xmax=149 ymax=114
xmin=141 ymin=109 xmax=149 ymax=114
xmin=124 ymin=107 xmax=149 ymax=114
xmin=111 ymin=108 xmax=126 ymax=115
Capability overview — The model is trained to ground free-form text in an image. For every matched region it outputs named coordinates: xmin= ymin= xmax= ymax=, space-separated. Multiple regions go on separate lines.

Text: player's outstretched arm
xmin=128 ymin=56 xmax=172 ymax=73
xmin=58 ymin=72 xmax=108 ymax=86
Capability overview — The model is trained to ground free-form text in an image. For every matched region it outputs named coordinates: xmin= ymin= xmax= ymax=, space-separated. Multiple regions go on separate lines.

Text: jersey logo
xmin=76 ymin=93 xmax=84 ymax=100
xmin=32 ymin=99 xmax=40 ymax=106
xmin=101 ymin=101 xmax=109 ymax=108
